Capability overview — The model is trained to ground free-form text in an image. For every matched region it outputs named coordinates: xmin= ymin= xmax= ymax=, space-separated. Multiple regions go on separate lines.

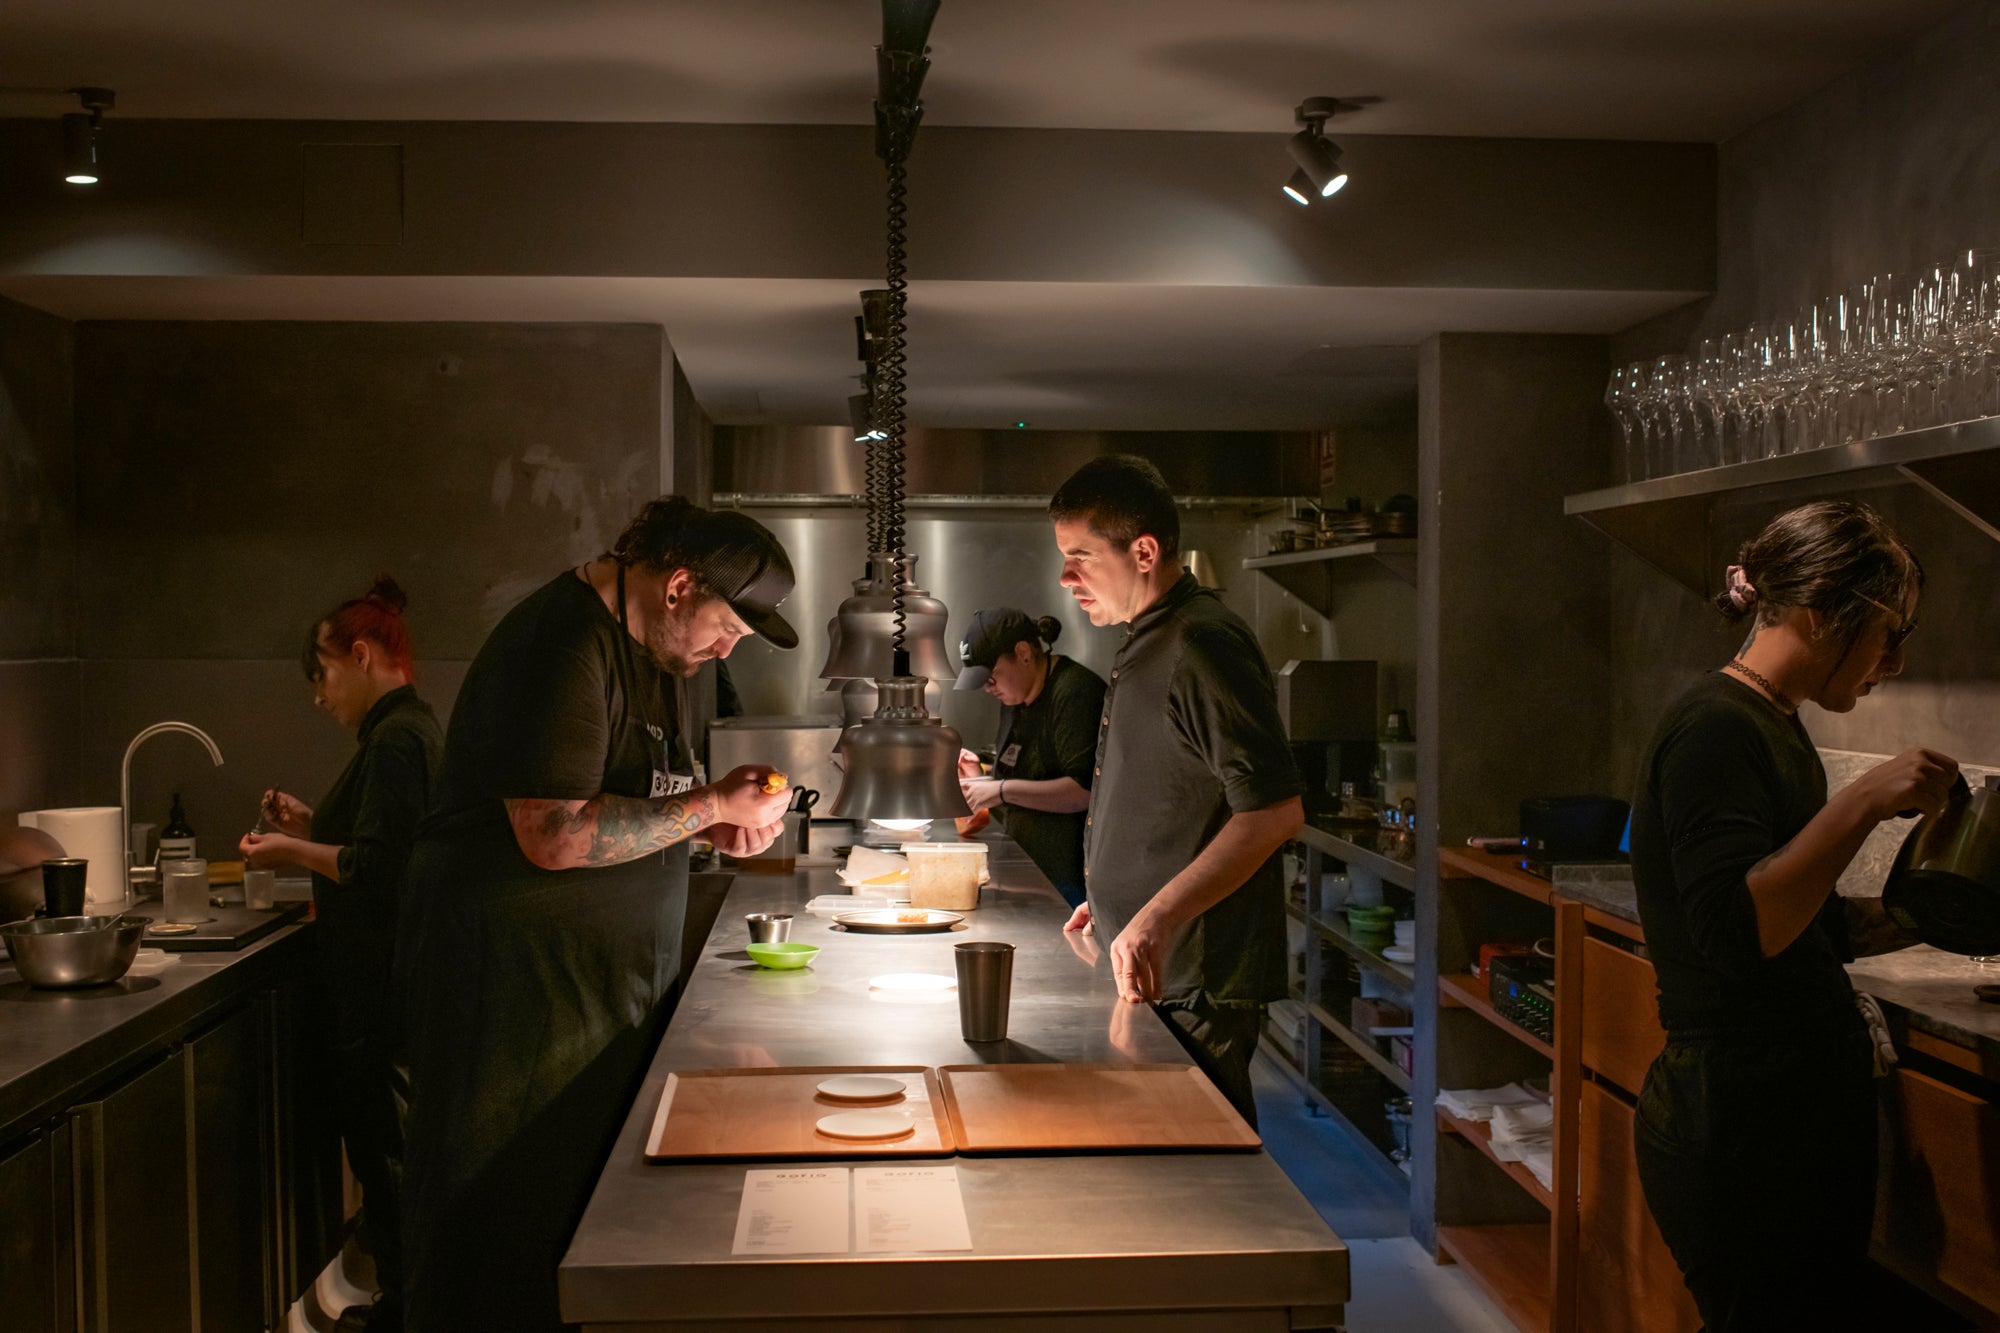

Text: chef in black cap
xmin=397 ymin=498 xmax=799 ymax=1333
xmin=955 ymin=606 xmax=1105 ymax=908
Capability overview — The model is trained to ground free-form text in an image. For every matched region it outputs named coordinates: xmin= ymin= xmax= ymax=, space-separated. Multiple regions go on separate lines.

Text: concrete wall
xmin=1606 ymin=0 xmax=2000 ymax=782
xmin=67 ymin=320 xmax=668 ymax=860
xmin=0 ymin=295 xmax=79 ymax=817
xmin=1413 ymin=331 xmax=1617 ymax=1248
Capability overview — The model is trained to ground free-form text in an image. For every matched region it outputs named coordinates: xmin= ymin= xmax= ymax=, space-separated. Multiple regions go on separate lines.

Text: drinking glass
xmin=1901 ymin=266 xmax=1951 ymax=431
xmin=1859 ymin=273 xmax=1908 ymax=436
xmin=1688 ymin=337 xmax=1734 ymax=470
xmin=163 ymin=857 xmax=209 ymax=925
xmin=1644 ymin=354 xmax=1692 ymax=476
xmin=1604 ymin=361 xmax=1648 ymax=483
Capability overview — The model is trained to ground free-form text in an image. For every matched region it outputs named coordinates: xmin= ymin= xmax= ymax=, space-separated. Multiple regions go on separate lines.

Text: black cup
xmin=42 ymin=858 xmax=88 ymax=917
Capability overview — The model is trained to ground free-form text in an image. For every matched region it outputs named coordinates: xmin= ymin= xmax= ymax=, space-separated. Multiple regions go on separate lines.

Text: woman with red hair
xmin=242 ymin=574 xmax=443 ymax=1333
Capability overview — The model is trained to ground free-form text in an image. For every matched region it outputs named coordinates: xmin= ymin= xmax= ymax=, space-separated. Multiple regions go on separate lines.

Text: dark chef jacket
xmin=993 ymin=654 xmax=1105 ymax=902
xmin=1083 ymin=573 xmax=1302 ymax=1007
xmin=308 ymin=681 xmax=442 ymax=1052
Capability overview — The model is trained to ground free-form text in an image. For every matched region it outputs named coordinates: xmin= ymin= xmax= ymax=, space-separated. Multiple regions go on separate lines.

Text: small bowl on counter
xmin=2 ymin=914 xmax=148 ymax=988
xmin=745 ymin=942 xmax=820 ymax=971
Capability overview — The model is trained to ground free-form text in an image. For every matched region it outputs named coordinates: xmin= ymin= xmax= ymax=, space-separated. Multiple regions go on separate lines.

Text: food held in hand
xmin=761 ymin=772 xmax=789 ymax=796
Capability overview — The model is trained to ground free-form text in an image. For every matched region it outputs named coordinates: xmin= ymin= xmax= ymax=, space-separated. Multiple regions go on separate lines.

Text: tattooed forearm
xmin=506 ymin=790 xmax=719 ymax=870
xmin=1844 ymin=893 xmax=1920 ymax=957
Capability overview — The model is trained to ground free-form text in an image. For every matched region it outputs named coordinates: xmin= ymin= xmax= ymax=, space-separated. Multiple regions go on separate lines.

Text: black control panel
xmin=1489 ymin=955 xmax=1556 ymax=1044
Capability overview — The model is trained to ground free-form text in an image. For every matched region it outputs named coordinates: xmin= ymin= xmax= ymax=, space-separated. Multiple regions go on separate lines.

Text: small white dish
xmin=126 ymin=948 xmax=182 ymax=973
xmin=867 ymin=973 xmax=956 ymax=993
xmin=815 ymin=1108 xmax=915 ymax=1141
xmin=816 ymin=1073 xmax=908 ymax=1102
xmin=1382 ymin=945 xmax=1415 ymax=963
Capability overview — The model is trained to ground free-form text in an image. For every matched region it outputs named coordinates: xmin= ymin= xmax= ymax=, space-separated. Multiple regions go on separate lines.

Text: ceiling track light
xmin=59 ymin=86 xmax=115 ymax=185
xmin=1283 ymin=95 xmax=1358 ymax=204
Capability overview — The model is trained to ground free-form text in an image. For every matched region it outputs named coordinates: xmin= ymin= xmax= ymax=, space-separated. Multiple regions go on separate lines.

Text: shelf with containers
xmin=1267 ymin=822 xmax=1421 ymax=1182
xmin=1432 ymin=846 xmax=1585 ymax=1333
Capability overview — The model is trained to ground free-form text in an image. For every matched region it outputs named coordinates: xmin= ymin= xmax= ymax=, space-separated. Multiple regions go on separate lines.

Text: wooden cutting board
xmin=937 ymin=1063 xmax=1262 ymax=1153
xmin=643 ymin=1066 xmax=956 ymax=1161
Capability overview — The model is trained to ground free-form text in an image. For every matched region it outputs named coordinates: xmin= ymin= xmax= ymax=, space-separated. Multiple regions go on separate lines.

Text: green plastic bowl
xmin=746 ymin=942 xmax=820 ymax=970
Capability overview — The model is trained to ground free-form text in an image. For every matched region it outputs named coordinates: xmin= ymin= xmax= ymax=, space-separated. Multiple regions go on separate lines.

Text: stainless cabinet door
xmin=190 ymin=998 xmax=278 ymax=1332
xmin=70 ymin=1047 xmax=195 ymax=1333
xmin=0 ymin=1126 xmax=72 ymax=1332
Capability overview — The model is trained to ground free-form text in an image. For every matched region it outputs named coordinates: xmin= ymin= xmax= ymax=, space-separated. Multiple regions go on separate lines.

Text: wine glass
xmin=1605 ymin=362 xmax=1648 ymax=483
xmin=1644 ymin=354 xmax=1692 ymax=476
xmin=1688 ymin=336 xmax=1735 ymax=469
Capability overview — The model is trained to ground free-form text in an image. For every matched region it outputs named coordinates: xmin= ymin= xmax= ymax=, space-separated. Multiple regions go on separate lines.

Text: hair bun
xmin=1035 ymin=615 xmax=1063 ymax=646
xmin=365 ymin=573 xmax=409 ymax=613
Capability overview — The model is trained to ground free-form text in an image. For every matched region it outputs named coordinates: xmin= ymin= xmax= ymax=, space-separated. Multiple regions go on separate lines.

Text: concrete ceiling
xmin=0 ymin=0 xmax=1963 ymax=141
xmin=0 ymin=1 xmax=1947 ymax=427
xmin=0 ymin=274 xmax=1694 ymax=429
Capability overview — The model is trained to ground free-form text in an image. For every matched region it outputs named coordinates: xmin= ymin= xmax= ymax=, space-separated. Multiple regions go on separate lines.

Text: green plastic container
xmin=746 ymin=942 xmax=820 ymax=970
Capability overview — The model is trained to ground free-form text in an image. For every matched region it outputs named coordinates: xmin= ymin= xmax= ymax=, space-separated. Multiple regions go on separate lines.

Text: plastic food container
xmin=905 ymin=842 xmax=984 ymax=911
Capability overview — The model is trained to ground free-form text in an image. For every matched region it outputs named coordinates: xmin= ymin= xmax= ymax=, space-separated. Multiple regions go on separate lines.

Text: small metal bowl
xmin=1 ymin=915 xmax=148 ymax=988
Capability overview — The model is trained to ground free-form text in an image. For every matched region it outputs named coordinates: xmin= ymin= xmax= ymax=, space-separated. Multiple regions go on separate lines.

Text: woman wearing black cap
xmin=954 ymin=607 xmax=1106 ymax=907
xmin=397 ymin=498 xmax=800 ymax=1333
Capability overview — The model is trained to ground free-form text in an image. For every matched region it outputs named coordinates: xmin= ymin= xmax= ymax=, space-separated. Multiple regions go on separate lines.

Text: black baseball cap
xmin=953 ymin=607 xmax=1039 ymax=689
xmin=686 ymin=510 xmax=800 ymax=650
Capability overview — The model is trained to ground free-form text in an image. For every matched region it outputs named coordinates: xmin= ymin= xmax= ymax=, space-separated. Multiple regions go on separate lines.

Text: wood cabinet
xmin=1576 ymin=1080 xmax=1701 ymax=1333
xmin=1874 ymin=1064 xmax=2000 ymax=1317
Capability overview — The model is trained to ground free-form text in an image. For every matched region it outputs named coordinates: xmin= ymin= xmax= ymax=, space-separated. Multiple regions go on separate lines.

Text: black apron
xmin=401 ymin=567 xmax=694 ymax=1333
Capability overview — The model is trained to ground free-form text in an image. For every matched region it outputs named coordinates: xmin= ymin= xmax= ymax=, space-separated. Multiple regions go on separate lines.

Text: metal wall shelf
xmin=1563 ymin=416 xmax=2000 ymax=596
xmin=1242 ymin=539 xmax=1418 ymax=616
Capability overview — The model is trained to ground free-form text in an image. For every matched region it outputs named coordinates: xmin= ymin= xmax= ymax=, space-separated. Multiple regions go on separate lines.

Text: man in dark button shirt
xmin=1047 ymin=455 xmax=1303 ymax=1126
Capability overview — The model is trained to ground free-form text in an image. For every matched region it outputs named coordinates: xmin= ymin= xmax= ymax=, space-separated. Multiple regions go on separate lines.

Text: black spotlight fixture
xmin=1285 ymin=96 xmax=1353 ymax=203
xmin=61 ymin=86 xmax=115 ymax=185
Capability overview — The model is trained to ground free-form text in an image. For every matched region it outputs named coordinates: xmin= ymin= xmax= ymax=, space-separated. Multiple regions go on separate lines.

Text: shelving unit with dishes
xmin=1262 ymin=823 xmax=1420 ymax=1185
xmin=1433 ymin=847 xmax=1584 ymax=1333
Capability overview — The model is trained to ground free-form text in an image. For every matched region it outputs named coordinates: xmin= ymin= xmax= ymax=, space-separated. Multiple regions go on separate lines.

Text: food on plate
xmin=896 ymin=910 xmax=929 ymax=924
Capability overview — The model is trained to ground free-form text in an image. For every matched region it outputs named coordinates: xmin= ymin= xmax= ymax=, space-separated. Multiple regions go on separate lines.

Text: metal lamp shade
xmin=818 ymin=553 xmax=957 ymax=683
xmin=839 ymin=675 xmax=942 ymax=730
xmin=829 ymin=678 xmax=971 ymax=823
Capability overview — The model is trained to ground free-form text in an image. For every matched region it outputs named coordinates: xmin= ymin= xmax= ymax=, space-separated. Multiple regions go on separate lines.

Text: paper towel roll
xmin=18 ymin=807 xmax=127 ymax=905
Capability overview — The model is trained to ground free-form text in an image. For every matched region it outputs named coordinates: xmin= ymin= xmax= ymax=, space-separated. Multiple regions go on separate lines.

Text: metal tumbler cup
xmin=41 ymin=858 xmax=88 ymax=917
xmin=745 ymin=913 xmax=793 ymax=944
xmin=953 ymin=941 xmax=1015 ymax=1042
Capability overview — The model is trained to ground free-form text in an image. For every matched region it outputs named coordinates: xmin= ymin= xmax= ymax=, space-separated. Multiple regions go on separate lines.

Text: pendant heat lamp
xmin=829 ymin=0 xmax=970 ymax=830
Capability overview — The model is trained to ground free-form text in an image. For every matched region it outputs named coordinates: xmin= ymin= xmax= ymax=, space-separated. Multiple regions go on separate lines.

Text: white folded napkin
xmin=1436 ymin=1082 xmax=1542 ymax=1122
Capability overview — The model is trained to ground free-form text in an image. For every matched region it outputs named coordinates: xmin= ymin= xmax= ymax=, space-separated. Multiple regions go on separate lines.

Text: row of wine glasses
xmin=1606 ymin=250 xmax=2000 ymax=483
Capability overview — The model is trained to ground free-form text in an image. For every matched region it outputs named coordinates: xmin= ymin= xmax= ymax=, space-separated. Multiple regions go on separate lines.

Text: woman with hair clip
xmin=953 ymin=606 xmax=1106 ymax=907
xmin=1629 ymin=501 xmax=1958 ymax=1332
xmin=241 ymin=575 xmax=444 ymax=1333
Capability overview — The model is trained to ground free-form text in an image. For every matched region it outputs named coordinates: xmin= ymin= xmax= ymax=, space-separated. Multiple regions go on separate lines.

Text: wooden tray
xmin=643 ymin=1066 xmax=956 ymax=1161
xmin=937 ymin=1063 xmax=1262 ymax=1153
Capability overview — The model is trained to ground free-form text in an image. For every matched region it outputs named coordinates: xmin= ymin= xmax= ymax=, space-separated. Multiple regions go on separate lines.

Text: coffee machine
xmin=1273 ymin=660 xmax=1379 ymax=816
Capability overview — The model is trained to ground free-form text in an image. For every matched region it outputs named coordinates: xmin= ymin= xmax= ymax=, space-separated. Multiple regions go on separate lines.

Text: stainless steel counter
xmin=558 ymin=846 xmax=1350 ymax=1331
xmin=0 ymin=919 xmax=312 ymax=1140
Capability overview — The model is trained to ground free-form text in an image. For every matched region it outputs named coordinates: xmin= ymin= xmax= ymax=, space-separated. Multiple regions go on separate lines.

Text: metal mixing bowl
xmin=1 ymin=915 xmax=147 ymax=988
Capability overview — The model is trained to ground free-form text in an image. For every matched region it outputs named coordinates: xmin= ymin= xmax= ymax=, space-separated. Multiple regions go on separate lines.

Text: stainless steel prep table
xmin=559 ymin=841 xmax=1350 ymax=1331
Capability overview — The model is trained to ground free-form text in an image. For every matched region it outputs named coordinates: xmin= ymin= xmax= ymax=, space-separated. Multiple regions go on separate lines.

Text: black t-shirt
xmin=411 ymin=571 xmax=697 ymax=919
xmin=1630 ymin=672 xmax=1857 ymax=1036
xmin=1084 ymin=574 xmax=1302 ymax=1007
xmin=993 ymin=654 xmax=1105 ymax=897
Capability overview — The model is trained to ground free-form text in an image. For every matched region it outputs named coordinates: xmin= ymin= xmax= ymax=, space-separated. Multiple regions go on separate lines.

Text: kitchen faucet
xmin=120 ymin=721 xmax=224 ymax=900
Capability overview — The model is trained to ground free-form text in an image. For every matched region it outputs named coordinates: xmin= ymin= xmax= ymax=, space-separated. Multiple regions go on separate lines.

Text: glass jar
xmin=162 ymin=858 xmax=208 ymax=924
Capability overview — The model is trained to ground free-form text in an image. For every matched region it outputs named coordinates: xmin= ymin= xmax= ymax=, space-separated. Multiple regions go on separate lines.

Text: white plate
xmin=867 ymin=974 xmax=955 ymax=993
xmin=815 ymin=1108 xmax=915 ymax=1141
xmin=833 ymin=909 xmax=965 ymax=935
xmin=816 ymin=1074 xmax=909 ymax=1102
xmin=1382 ymin=945 xmax=1415 ymax=963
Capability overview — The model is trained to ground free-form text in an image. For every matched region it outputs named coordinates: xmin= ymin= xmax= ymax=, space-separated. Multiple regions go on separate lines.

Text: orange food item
xmin=761 ymin=772 xmax=789 ymax=796
xmin=955 ymin=809 xmax=992 ymax=837
xmin=863 ymin=869 xmax=910 ymax=886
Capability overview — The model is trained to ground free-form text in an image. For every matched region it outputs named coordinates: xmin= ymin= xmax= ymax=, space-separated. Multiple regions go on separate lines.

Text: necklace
xmin=1725 ymin=659 xmax=1796 ymax=713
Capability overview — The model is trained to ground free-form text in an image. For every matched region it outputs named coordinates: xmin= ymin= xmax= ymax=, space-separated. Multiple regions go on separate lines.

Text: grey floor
xmin=1251 ymin=1053 xmax=1516 ymax=1333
